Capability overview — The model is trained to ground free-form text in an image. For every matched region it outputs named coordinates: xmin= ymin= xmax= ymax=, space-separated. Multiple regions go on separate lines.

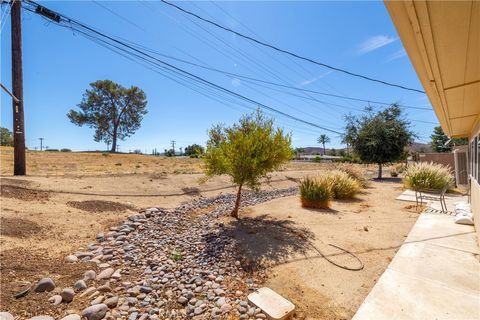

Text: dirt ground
xmin=0 ymin=149 xmax=414 ymax=319
xmin=226 ymin=180 xmax=420 ymax=320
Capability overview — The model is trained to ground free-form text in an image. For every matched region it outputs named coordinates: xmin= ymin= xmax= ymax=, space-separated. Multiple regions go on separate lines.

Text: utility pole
xmin=39 ymin=137 xmax=44 ymax=151
xmin=11 ymin=0 xmax=26 ymax=175
xmin=171 ymin=140 xmax=176 ymax=156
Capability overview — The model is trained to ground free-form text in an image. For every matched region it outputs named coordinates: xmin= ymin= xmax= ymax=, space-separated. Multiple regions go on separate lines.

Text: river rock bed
xmin=32 ymin=187 xmax=298 ymax=320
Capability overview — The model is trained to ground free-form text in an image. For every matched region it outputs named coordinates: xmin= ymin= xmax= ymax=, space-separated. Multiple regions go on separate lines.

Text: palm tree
xmin=317 ymin=134 xmax=330 ymax=155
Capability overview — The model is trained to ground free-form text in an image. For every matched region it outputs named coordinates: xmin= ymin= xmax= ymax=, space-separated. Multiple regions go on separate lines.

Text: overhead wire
xmin=160 ymin=0 xmax=426 ymax=94
xmin=92 ymin=0 xmax=146 ymax=32
xmin=23 ymin=1 xmax=343 ymax=135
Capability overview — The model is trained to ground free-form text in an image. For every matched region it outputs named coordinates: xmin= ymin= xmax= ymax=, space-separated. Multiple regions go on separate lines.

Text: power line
xmin=160 ymin=0 xmax=426 ymax=94
xmin=92 ymin=0 xmax=145 ymax=31
xmin=24 ymin=1 xmax=343 ymax=135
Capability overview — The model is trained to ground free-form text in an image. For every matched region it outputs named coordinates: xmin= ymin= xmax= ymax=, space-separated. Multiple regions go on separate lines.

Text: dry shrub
xmin=328 ymin=170 xmax=361 ymax=199
xmin=335 ymin=164 xmax=369 ymax=188
xmin=403 ymin=162 xmax=454 ymax=190
xmin=299 ymin=176 xmax=333 ymax=209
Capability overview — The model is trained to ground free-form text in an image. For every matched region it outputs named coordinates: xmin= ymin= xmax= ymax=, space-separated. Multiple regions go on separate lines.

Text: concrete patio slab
xmin=352 ymin=205 xmax=480 ymax=320
xmin=406 ymin=213 xmax=478 ymax=254
xmin=353 ymin=268 xmax=480 ymax=320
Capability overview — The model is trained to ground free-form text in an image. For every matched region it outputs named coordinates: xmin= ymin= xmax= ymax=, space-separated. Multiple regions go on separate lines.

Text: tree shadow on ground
xmin=220 ymin=214 xmax=315 ymax=272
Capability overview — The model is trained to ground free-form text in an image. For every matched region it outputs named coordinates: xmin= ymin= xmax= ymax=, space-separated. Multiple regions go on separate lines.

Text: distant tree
xmin=317 ymin=134 xmax=330 ymax=155
xmin=164 ymin=149 xmax=175 ymax=157
xmin=67 ymin=80 xmax=147 ymax=153
xmin=338 ymin=149 xmax=346 ymax=157
xmin=328 ymin=148 xmax=337 ymax=156
xmin=343 ymin=104 xmax=414 ymax=179
xmin=204 ymin=110 xmax=293 ymax=218
xmin=0 ymin=127 xmax=13 ymax=146
xmin=430 ymin=126 xmax=467 ymax=152
xmin=184 ymin=144 xmax=205 ymax=158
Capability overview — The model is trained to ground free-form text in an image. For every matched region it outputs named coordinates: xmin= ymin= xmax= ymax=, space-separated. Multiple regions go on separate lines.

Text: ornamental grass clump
xmin=336 ymin=165 xmax=369 ymax=188
xmin=299 ymin=176 xmax=333 ymax=209
xmin=328 ymin=170 xmax=361 ymax=199
xmin=403 ymin=162 xmax=454 ymax=191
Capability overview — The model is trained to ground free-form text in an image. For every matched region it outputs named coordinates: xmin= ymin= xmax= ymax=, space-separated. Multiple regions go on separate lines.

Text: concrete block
xmin=248 ymin=287 xmax=295 ymax=320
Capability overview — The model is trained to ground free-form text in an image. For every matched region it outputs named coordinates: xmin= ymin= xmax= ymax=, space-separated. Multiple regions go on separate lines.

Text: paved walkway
xmin=352 ymin=196 xmax=480 ymax=320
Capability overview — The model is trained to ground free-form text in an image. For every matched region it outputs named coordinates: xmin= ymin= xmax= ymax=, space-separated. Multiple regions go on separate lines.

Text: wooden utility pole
xmin=11 ymin=0 xmax=26 ymax=175
xmin=39 ymin=138 xmax=44 ymax=151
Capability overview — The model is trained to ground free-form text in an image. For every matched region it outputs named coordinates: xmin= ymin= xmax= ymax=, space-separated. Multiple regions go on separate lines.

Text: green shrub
xmin=328 ymin=171 xmax=361 ymax=199
xmin=403 ymin=162 xmax=454 ymax=190
xmin=60 ymin=148 xmax=72 ymax=152
xmin=390 ymin=171 xmax=398 ymax=177
xmin=45 ymin=149 xmax=59 ymax=152
xmin=299 ymin=176 xmax=333 ymax=209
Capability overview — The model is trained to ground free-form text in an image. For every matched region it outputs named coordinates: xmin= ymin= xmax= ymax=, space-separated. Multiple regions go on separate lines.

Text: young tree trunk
xmin=231 ymin=184 xmax=243 ymax=219
xmin=377 ymin=163 xmax=382 ymax=179
xmin=323 ymin=142 xmax=326 ymax=156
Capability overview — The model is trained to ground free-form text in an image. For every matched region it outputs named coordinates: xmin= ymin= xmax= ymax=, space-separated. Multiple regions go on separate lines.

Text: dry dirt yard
xmin=0 ymin=148 xmax=418 ymax=319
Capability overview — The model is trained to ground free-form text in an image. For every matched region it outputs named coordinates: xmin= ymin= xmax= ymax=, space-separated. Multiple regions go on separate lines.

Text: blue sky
xmin=1 ymin=1 xmax=437 ymax=152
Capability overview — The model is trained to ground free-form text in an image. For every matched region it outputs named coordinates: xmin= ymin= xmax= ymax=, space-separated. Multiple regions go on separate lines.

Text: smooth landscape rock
xmin=34 ymin=278 xmax=55 ymax=292
xmin=61 ymin=288 xmax=75 ymax=303
xmin=66 ymin=255 xmax=78 ymax=263
xmin=97 ymin=268 xmax=114 ymax=280
xmin=82 ymin=304 xmax=108 ymax=320
xmin=74 ymin=280 xmax=87 ymax=291
xmin=104 ymin=296 xmax=119 ymax=308
xmin=84 ymin=270 xmax=96 ymax=281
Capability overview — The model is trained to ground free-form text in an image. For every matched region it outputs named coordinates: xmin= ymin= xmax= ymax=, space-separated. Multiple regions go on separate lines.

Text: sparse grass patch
xmin=171 ymin=249 xmax=183 ymax=261
xmin=403 ymin=162 xmax=454 ymax=190
xmin=299 ymin=176 xmax=333 ymax=209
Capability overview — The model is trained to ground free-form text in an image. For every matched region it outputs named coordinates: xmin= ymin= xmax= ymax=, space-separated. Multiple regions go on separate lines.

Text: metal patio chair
xmin=415 ymin=185 xmax=449 ymax=213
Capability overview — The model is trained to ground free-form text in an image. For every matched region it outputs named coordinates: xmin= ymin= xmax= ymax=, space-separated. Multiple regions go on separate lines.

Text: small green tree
xmin=67 ymin=80 xmax=147 ymax=153
xmin=184 ymin=144 xmax=205 ymax=158
xmin=343 ymin=104 xmax=414 ymax=179
xmin=0 ymin=127 xmax=13 ymax=146
xmin=317 ymin=134 xmax=330 ymax=155
xmin=430 ymin=126 xmax=467 ymax=152
xmin=204 ymin=110 xmax=293 ymax=218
